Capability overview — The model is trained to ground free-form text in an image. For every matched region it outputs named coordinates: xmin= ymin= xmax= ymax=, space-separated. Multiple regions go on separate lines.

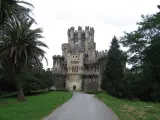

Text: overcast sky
xmin=25 ymin=0 xmax=159 ymax=69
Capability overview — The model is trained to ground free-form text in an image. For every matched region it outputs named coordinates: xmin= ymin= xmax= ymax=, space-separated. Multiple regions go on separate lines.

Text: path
xmin=43 ymin=92 xmax=119 ymax=120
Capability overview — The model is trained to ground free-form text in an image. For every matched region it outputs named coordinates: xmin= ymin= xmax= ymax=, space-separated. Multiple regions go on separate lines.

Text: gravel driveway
xmin=43 ymin=92 xmax=119 ymax=120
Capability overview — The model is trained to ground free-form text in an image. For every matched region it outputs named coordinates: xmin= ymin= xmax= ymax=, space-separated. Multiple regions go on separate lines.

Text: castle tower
xmin=84 ymin=26 xmax=89 ymax=51
xmin=53 ymin=26 xmax=107 ymax=91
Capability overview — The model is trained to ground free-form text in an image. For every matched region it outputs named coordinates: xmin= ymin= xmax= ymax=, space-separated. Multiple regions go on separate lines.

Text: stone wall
xmin=82 ymin=75 xmax=99 ymax=91
xmin=66 ymin=74 xmax=82 ymax=91
xmin=53 ymin=74 xmax=66 ymax=90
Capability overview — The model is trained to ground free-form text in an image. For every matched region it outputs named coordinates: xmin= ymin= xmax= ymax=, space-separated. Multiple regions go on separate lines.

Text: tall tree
xmin=0 ymin=18 xmax=48 ymax=101
xmin=22 ymin=67 xmax=53 ymax=94
xmin=120 ymin=9 xmax=160 ymax=101
xmin=0 ymin=65 xmax=3 ymax=83
xmin=102 ymin=36 xmax=126 ymax=97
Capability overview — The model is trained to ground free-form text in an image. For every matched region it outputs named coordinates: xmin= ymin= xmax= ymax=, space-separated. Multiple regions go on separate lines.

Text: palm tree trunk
xmin=16 ymin=78 xmax=25 ymax=101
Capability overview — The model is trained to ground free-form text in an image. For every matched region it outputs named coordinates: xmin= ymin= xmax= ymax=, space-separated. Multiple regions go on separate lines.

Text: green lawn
xmin=0 ymin=91 xmax=72 ymax=120
xmin=96 ymin=93 xmax=160 ymax=120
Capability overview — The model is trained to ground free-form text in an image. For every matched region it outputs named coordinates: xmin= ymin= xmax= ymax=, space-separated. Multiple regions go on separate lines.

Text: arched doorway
xmin=73 ymin=85 xmax=76 ymax=90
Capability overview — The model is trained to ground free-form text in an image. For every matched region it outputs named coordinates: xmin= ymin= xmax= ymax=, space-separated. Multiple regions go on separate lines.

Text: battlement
xmin=85 ymin=26 xmax=94 ymax=33
xmin=62 ymin=43 xmax=70 ymax=49
xmin=96 ymin=50 xmax=107 ymax=60
xmin=88 ymin=42 xmax=96 ymax=49
xmin=52 ymin=55 xmax=64 ymax=60
xmin=67 ymin=26 xmax=94 ymax=38
xmin=62 ymin=43 xmax=69 ymax=47
xmin=68 ymin=26 xmax=94 ymax=32
xmin=84 ymin=60 xmax=97 ymax=65
xmin=78 ymin=26 xmax=82 ymax=31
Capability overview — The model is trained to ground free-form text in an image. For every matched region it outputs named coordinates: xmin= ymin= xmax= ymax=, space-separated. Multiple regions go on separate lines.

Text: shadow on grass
xmin=85 ymin=91 xmax=105 ymax=94
xmin=0 ymin=89 xmax=70 ymax=99
xmin=0 ymin=90 xmax=49 ymax=98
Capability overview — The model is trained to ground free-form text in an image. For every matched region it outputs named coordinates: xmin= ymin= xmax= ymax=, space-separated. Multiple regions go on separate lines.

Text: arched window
xmin=75 ymin=66 xmax=77 ymax=72
xmin=77 ymin=66 xmax=78 ymax=72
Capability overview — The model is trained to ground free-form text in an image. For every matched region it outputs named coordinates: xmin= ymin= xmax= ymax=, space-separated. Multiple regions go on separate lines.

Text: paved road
xmin=43 ymin=92 xmax=119 ymax=120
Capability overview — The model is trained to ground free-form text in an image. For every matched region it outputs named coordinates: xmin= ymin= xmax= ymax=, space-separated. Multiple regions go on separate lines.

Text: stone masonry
xmin=52 ymin=26 xmax=107 ymax=91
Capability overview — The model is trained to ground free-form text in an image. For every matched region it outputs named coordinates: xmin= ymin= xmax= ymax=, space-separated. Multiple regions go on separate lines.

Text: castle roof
xmin=71 ymin=43 xmax=84 ymax=54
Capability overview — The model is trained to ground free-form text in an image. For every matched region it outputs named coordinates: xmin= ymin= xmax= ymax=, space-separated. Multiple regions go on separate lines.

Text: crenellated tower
xmin=67 ymin=26 xmax=95 ymax=51
xmin=53 ymin=26 xmax=108 ymax=91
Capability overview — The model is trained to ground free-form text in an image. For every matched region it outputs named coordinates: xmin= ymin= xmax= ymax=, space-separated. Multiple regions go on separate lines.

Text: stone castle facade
xmin=52 ymin=26 xmax=107 ymax=91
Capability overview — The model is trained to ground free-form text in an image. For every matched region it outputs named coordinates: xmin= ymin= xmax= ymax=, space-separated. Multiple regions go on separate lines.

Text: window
xmin=72 ymin=66 xmax=78 ymax=72
xmin=77 ymin=66 xmax=78 ymax=72
xmin=75 ymin=66 xmax=76 ymax=72
xmin=71 ymin=61 xmax=79 ymax=64
xmin=73 ymin=56 xmax=74 ymax=58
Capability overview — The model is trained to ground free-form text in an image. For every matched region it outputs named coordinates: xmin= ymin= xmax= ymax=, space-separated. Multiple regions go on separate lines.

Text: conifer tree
xmin=102 ymin=36 xmax=126 ymax=97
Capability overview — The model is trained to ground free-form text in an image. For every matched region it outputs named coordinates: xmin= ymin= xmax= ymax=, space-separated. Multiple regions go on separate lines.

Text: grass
xmin=0 ymin=91 xmax=72 ymax=120
xmin=96 ymin=93 xmax=160 ymax=120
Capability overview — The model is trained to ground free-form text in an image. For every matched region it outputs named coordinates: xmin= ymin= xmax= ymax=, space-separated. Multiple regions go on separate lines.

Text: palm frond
xmin=0 ymin=0 xmax=34 ymax=25
xmin=17 ymin=1 xmax=34 ymax=8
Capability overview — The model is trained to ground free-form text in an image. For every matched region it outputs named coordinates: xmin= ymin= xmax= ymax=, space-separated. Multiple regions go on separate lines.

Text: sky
xmin=25 ymin=0 xmax=159 ymax=69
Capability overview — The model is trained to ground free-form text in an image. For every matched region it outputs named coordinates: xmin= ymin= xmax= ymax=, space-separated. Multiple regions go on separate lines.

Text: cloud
xmin=25 ymin=0 xmax=159 ymax=69
xmin=101 ymin=16 xmax=137 ymax=26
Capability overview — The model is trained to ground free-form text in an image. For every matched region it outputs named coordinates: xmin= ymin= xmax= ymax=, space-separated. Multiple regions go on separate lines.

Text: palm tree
xmin=0 ymin=65 xmax=3 ymax=81
xmin=0 ymin=0 xmax=34 ymax=25
xmin=0 ymin=18 xmax=48 ymax=101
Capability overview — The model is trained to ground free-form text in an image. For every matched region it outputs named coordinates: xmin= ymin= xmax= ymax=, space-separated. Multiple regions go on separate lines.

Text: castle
xmin=52 ymin=26 xmax=107 ymax=91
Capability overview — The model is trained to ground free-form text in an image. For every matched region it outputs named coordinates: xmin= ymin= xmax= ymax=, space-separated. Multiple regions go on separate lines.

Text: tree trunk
xmin=16 ymin=78 xmax=25 ymax=101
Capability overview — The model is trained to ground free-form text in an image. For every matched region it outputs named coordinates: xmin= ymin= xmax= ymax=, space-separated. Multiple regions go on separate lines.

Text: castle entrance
xmin=73 ymin=85 xmax=76 ymax=90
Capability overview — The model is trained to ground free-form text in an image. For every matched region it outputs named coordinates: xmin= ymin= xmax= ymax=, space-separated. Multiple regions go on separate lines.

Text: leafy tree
xmin=0 ymin=18 xmax=48 ymax=101
xmin=120 ymin=9 xmax=160 ymax=101
xmin=102 ymin=36 xmax=127 ymax=98
xmin=0 ymin=65 xmax=53 ymax=95
xmin=22 ymin=69 xmax=53 ymax=94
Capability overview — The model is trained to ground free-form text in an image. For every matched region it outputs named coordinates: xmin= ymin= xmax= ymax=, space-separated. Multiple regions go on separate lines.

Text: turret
xmin=67 ymin=26 xmax=95 ymax=53
xmin=70 ymin=27 xmax=74 ymax=39
xmin=68 ymin=27 xmax=75 ymax=47
xmin=62 ymin=43 xmax=70 ymax=60
xmin=78 ymin=26 xmax=82 ymax=39
xmin=90 ymin=27 xmax=94 ymax=42
xmin=85 ymin=26 xmax=90 ymax=38
xmin=52 ymin=55 xmax=64 ymax=73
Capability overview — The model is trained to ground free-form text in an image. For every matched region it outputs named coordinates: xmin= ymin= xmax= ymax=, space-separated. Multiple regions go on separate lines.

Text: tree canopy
xmin=119 ymin=9 xmax=160 ymax=101
xmin=0 ymin=10 xmax=48 ymax=100
xmin=102 ymin=36 xmax=127 ymax=98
